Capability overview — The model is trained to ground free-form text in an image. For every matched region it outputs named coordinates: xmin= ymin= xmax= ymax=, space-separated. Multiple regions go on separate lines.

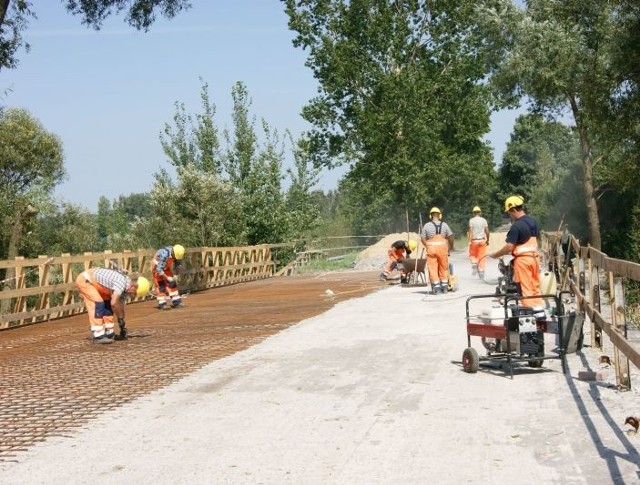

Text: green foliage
xmin=296 ymin=251 xmax=359 ymax=274
xmin=147 ymin=166 xmax=243 ymax=248
xmin=285 ymin=137 xmax=322 ymax=237
xmin=499 ymin=114 xmax=583 ymax=231
xmin=22 ymin=202 xmax=101 ymax=256
xmin=0 ymin=0 xmax=34 ymax=71
xmin=0 ymin=107 xmax=65 ymax=258
xmin=284 ymin=0 xmax=498 ymax=234
xmin=0 ymin=1 xmax=190 ymax=72
xmin=64 ymin=0 xmax=191 ymax=31
xmin=483 ymin=0 xmax=630 ymax=248
xmin=160 ymin=81 xmax=222 ymax=174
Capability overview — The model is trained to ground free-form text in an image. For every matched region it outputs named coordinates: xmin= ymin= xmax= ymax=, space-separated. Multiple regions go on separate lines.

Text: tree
xmin=0 ymin=107 xmax=65 ymax=261
xmin=283 ymin=0 xmax=498 ymax=232
xmin=148 ymin=165 xmax=243 ymax=248
xmin=25 ymin=202 xmax=101 ymax=256
xmin=0 ymin=0 xmax=191 ymax=72
xmin=160 ymin=81 xmax=222 ymax=174
xmin=484 ymin=0 xmax=623 ymax=249
xmin=285 ymin=136 xmax=321 ymax=238
xmin=499 ymin=114 xmax=584 ymax=234
xmin=223 ymin=82 xmax=290 ymax=244
xmin=96 ymin=193 xmax=152 ymax=250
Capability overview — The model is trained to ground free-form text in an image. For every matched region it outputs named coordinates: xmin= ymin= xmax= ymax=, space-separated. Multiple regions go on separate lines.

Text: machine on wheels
xmin=462 ymin=292 xmax=568 ymax=378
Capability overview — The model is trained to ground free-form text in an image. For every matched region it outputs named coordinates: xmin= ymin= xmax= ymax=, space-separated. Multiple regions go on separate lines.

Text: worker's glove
xmin=166 ymin=276 xmax=175 ymax=283
xmin=166 ymin=276 xmax=178 ymax=289
xmin=115 ymin=317 xmax=128 ymax=340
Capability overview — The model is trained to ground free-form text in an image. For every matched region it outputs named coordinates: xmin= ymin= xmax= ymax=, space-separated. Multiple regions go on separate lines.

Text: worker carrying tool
xmin=380 ymin=239 xmax=417 ymax=282
xmin=151 ymin=244 xmax=185 ymax=309
xmin=75 ymin=268 xmax=150 ymax=343
xmin=421 ymin=207 xmax=454 ymax=294
xmin=489 ymin=195 xmax=543 ymax=308
xmin=467 ymin=205 xmax=490 ymax=279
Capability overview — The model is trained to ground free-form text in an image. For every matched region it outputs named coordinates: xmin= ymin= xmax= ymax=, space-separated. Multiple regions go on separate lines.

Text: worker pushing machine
xmin=75 ymin=268 xmax=150 ymax=343
xmin=489 ymin=195 xmax=543 ymax=309
xmin=467 ymin=205 xmax=490 ymax=279
xmin=380 ymin=239 xmax=417 ymax=282
xmin=151 ymin=244 xmax=185 ymax=309
xmin=421 ymin=207 xmax=454 ymax=294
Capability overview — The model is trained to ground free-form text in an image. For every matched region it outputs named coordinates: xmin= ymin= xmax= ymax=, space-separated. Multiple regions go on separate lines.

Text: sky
xmin=1 ymin=1 xmax=523 ymax=212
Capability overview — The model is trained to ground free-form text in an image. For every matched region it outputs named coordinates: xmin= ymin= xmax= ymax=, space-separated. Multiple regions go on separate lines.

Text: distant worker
xmin=489 ymin=195 xmax=543 ymax=308
xmin=75 ymin=268 xmax=150 ymax=343
xmin=421 ymin=207 xmax=454 ymax=294
xmin=380 ymin=239 xmax=417 ymax=282
xmin=467 ymin=205 xmax=490 ymax=279
xmin=151 ymin=244 xmax=185 ymax=309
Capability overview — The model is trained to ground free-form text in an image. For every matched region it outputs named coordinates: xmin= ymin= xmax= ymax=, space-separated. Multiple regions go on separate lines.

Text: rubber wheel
xmin=528 ymin=352 xmax=544 ymax=368
xmin=462 ymin=347 xmax=479 ymax=373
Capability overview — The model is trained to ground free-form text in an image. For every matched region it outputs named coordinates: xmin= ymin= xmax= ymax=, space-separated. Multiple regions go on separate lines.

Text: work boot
xmin=157 ymin=302 xmax=169 ymax=310
xmin=379 ymin=273 xmax=387 ymax=281
xmin=441 ymin=283 xmax=448 ymax=294
xmin=104 ymin=331 xmax=115 ymax=340
xmin=172 ymin=299 xmax=184 ymax=308
xmin=478 ymin=271 xmax=485 ymax=280
xmin=432 ymin=284 xmax=442 ymax=295
xmin=92 ymin=334 xmax=114 ymax=344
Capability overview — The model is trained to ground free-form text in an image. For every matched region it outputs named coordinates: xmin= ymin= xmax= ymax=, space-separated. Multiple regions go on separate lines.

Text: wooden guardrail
xmin=0 ymin=244 xmax=284 ymax=330
xmin=541 ymin=231 xmax=640 ymax=390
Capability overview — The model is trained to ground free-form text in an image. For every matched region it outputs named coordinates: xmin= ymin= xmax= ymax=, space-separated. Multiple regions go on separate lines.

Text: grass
xmin=296 ymin=251 xmax=360 ymax=274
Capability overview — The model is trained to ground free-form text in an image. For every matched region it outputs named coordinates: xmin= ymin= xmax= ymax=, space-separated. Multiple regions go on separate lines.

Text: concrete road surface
xmin=1 ymin=251 xmax=639 ymax=484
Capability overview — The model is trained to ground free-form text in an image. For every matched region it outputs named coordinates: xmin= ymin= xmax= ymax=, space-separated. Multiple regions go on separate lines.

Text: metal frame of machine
xmin=462 ymin=293 xmax=568 ymax=378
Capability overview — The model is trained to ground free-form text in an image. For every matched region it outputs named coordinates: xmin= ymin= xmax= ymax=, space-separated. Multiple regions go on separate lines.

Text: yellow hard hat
xmin=472 ymin=206 xmax=481 ymax=213
xmin=504 ymin=195 xmax=524 ymax=212
xmin=173 ymin=244 xmax=185 ymax=260
xmin=408 ymin=240 xmax=417 ymax=251
xmin=136 ymin=276 xmax=150 ymax=297
xmin=429 ymin=206 xmax=441 ymax=215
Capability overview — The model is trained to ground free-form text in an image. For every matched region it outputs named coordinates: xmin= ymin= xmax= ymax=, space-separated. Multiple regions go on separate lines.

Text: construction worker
xmin=151 ymin=244 xmax=185 ymax=309
xmin=489 ymin=195 xmax=543 ymax=308
xmin=75 ymin=268 xmax=150 ymax=344
xmin=420 ymin=207 xmax=454 ymax=294
xmin=467 ymin=205 xmax=490 ymax=279
xmin=380 ymin=239 xmax=417 ymax=282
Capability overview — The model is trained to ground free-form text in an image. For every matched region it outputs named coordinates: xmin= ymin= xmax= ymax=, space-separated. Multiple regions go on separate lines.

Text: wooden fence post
xmin=611 ymin=276 xmax=631 ymax=390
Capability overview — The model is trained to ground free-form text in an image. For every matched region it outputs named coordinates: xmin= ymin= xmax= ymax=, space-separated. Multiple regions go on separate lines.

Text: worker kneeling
xmin=380 ymin=240 xmax=417 ymax=283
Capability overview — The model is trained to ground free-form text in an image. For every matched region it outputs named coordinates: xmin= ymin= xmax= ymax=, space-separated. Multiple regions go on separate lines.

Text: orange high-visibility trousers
xmin=469 ymin=240 xmax=488 ymax=270
xmin=75 ymin=270 xmax=115 ymax=336
xmin=513 ymin=237 xmax=542 ymax=307
xmin=425 ymin=235 xmax=449 ymax=284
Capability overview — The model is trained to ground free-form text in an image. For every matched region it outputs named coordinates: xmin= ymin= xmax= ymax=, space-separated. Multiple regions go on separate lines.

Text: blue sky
xmin=1 ymin=1 xmax=522 ymax=212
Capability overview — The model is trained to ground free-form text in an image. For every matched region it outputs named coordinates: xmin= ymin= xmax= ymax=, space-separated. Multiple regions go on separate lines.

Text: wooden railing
xmin=541 ymin=231 xmax=640 ymax=390
xmin=0 ymin=244 xmax=283 ymax=330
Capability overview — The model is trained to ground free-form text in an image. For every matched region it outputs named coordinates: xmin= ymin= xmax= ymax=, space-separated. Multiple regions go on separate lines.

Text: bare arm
xmin=490 ymin=242 xmax=514 ymax=259
xmin=110 ymin=292 xmax=125 ymax=320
